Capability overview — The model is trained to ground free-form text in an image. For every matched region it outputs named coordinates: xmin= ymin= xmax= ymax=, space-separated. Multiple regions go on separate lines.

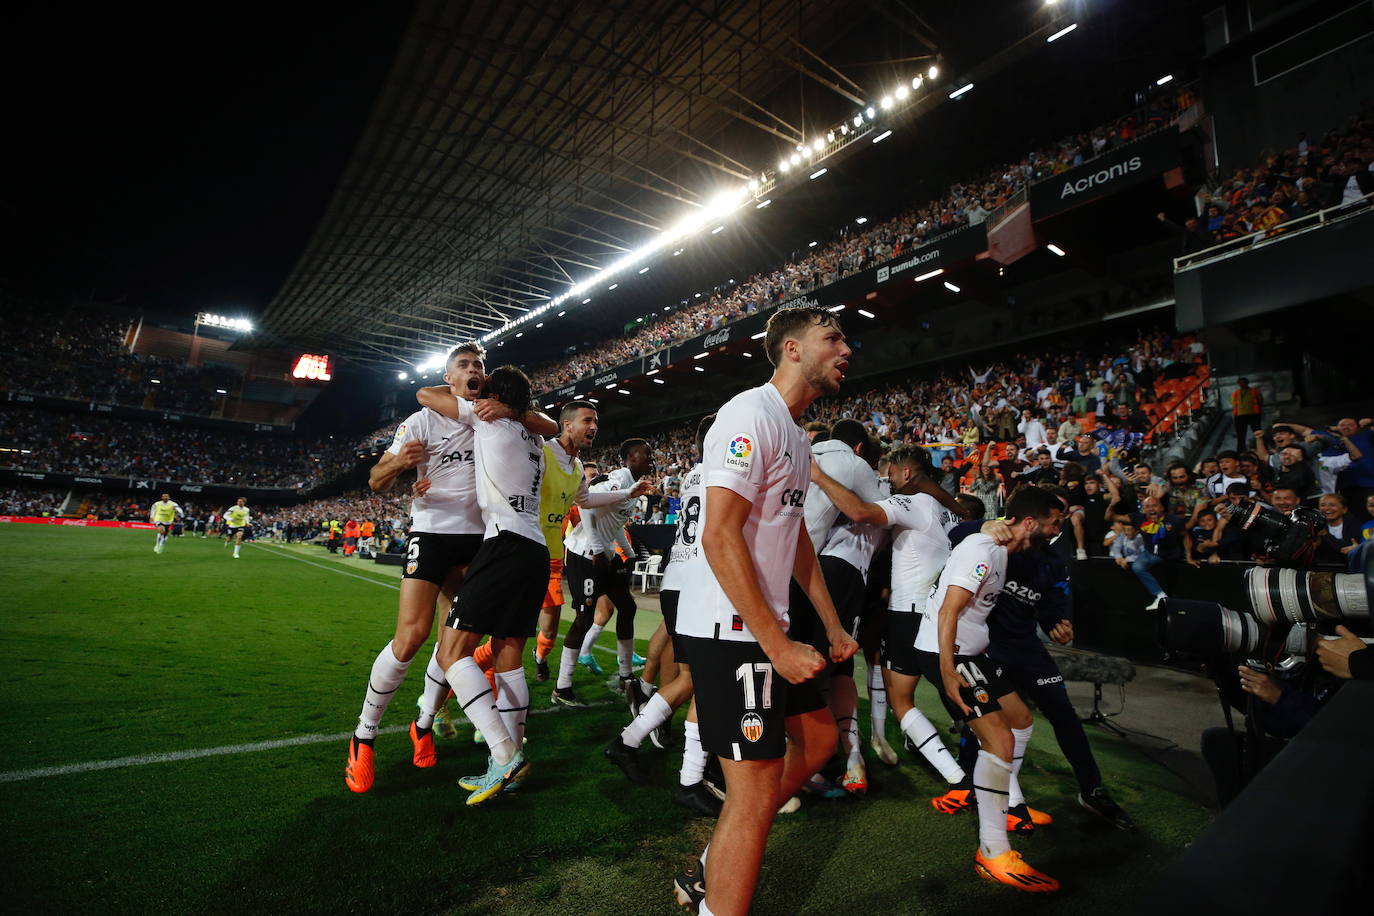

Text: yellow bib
xmin=539 ymin=443 xmax=583 ymax=561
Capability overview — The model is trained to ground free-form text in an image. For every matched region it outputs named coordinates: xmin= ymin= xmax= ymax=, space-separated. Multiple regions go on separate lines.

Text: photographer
xmin=1317 ymin=626 xmax=1374 ymax=679
xmin=1200 ymin=660 xmax=1330 ymax=807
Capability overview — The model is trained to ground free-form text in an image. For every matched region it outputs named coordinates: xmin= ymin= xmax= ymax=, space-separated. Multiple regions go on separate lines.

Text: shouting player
xmin=673 ymin=305 xmax=858 ymax=915
xmin=148 ymin=492 xmax=183 ymax=554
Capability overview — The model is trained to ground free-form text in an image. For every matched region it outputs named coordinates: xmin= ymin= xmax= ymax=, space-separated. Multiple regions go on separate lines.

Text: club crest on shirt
xmin=740 ymin=712 xmax=764 ymax=742
xmin=405 ymin=561 xmax=418 ymax=575
xmin=973 ymin=562 xmax=990 ymax=581
xmin=974 ymin=688 xmax=991 ymax=705
xmin=724 ymin=434 xmax=754 ymax=471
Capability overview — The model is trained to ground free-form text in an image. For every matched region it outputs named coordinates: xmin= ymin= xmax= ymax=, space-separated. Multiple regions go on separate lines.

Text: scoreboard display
xmin=292 ymin=354 xmax=333 ymax=381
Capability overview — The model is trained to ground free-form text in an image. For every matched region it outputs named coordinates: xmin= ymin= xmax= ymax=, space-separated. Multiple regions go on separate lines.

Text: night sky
xmin=3 ymin=5 xmax=412 ymax=320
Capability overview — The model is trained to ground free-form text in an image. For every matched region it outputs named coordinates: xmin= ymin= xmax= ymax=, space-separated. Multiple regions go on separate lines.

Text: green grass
xmin=0 ymin=526 xmax=1212 ymax=914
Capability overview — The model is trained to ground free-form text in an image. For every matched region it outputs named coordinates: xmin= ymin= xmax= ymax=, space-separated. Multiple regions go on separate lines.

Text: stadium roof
xmin=257 ymin=0 xmax=941 ymax=369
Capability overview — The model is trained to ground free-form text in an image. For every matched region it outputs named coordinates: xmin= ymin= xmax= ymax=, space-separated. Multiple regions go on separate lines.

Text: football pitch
xmin=1 ymin=526 xmax=1211 ymax=914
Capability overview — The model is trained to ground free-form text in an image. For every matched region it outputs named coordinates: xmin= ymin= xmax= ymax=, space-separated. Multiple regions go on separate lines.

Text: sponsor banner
xmin=1028 ymin=129 xmax=1181 ymax=219
xmin=2 ymin=390 xmax=295 ymax=434
xmin=873 ymin=223 xmax=988 ymax=285
xmin=0 ymin=516 xmax=159 ymax=529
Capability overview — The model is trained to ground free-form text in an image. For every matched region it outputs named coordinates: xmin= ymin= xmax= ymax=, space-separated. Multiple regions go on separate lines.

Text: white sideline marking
xmin=0 ymin=701 xmax=614 ymax=784
xmin=3 ymin=542 xmax=636 ymax=783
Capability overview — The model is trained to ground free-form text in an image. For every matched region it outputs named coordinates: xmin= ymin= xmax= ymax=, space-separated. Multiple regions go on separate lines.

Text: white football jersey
xmin=660 ymin=463 xmax=704 ymax=592
xmin=918 ymin=532 xmax=1007 ymax=655
xmin=453 ymin=399 xmax=545 ymax=544
xmin=387 ymin=408 xmax=482 ymax=535
xmin=563 ymin=466 xmax=638 ymax=560
xmin=875 ymin=491 xmax=951 ymax=615
xmin=819 ymin=478 xmax=890 ymax=580
xmin=806 ymin=440 xmax=884 ymax=549
xmin=677 ymin=383 xmax=810 ymax=643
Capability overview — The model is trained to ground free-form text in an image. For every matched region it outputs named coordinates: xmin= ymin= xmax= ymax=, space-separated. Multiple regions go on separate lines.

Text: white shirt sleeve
xmin=877 ymin=493 xmax=936 ymax=530
xmin=703 ymin=399 xmax=772 ymax=503
xmin=942 ymin=538 xmax=995 ymax=594
xmin=386 ymin=411 xmax=427 ymax=456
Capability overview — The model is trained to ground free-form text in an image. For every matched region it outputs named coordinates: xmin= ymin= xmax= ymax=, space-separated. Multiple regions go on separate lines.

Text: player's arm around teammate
xmin=416 ymin=385 xmax=558 ymax=438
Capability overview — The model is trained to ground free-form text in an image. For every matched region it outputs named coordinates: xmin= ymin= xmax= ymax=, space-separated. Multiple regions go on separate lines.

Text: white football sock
xmin=680 ymin=720 xmax=706 ymax=786
xmin=616 ymin=638 xmax=634 ymax=677
xmin=868 ymin=664 xmax=888 ymax=739
xmin=414 ymin=644 xmax=449 ymax=730
xmin=901 ymin=707 xmax=965 ymax=785
xmin=233 ymin=545 xmax=240 ymax=557
xmin=621 ymin=692 xmax=672 ymax=748
xmin=447 ymin=657 xmax=513 ymax=765
xmin=828 ymin=674 xmax=861 ymax=766
xmin=354 ymin=641 xmax=411 ymax=741
xmin=1009 ymin=725 xmax=1033 ymax=807
xmin=556 ymin=647 xmax=578 ymax=690
xmin=580 ymin=623 xmax=604 ymax=657
xmin=974 ymin=750 xmax=1013 ymax=857
xmin=495 ymin=669 xmax=530 ymax=748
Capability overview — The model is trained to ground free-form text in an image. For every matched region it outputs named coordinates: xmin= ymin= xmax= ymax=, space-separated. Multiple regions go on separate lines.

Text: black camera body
xmin=1225 ymin=499 xmax=1324 ymax=568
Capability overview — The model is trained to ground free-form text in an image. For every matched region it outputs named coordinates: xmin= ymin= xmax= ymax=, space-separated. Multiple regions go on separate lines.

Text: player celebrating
xmin=223 ymin=498 xmax=251 ymax=558
xmin=345 ymin=342 xmax=556 ymax=794
xmin=930 ymin=486 xmax=1064 ymax=893
xmin=809 ymin=448 xmax=969 ymax=789
xmin=430 ymin=366 xmax=550 ymax=805
xmin=148 ymin=492 xmax=184 ymax=554
xmin=673 ymin=305 xmax=858 ymax=915
xmin=554 ymin=438 xmax=657 ymax=709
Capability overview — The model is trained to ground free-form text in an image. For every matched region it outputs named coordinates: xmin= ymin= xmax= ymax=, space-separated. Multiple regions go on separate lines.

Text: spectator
xmin=1230 ymin=378 xmax=1263 ymax=450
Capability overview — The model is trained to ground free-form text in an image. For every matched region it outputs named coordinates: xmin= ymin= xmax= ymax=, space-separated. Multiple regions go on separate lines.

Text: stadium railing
xmin=1172 ymin=190 xmax=1374 ymax=272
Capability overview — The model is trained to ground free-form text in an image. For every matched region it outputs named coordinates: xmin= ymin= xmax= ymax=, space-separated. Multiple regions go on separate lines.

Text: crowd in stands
xmin=1159 ymin=106 xmax=1374 ymax=255
xmin=0 ymin=305 xmax=244 ymax=417
xmin=525 ymin=86 xmax=1195 ymax=393
xmin=0 ymin=408 xmax=358 ymax=489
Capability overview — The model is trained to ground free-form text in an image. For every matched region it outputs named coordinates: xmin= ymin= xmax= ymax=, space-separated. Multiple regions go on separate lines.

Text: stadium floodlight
xmin=949 ymin=83 xmax=974 ymax=99
xmin=813 ymin=137 xmax=825 ymax=152
xmin=803 ymin=146 xmax=813 ymax=159
xmin=852 ymin=114 xmax=864 ymax=127
xmin=1047 ymin=22 xmax=1077 ymax=42
xmin=944 ymin=281 xmax=961 ymax=293
xmin=582 ymin=297 xmax=591 ymax=304
xmin=557 ymin=310 xmax=566 ymax=316
xmin=618 ymin=389 xmax=630 ymax=395
xmin=694 ymin=366 xmax=705 ymax=372
xmin=638 ymin=267 xmax=650 ymax=274
xmin=856 ymin=216 xmax=868 ymax=224
xmin=711 ymin=225 xmax=725 ymax=234
xmin=605 ymin=382 xmax=618 ymax=389
xmin=396 ymin=372 xmax=407 ymax=381
xmin=608 ymin=283 xmax=618 ymax=290
xmin=515 ymin=332 xmax=523 ymax=338
xmin=881 ymin=95 xmax=894 ymax=109
xmin=653 ymin=378 xmax=665 ymax=384
xmin=895 ymin=85 xmax=909 ymax=100
xmin=215 ymin=387 xmax=229 ymax=393
xmin=865 ymin=106 xmax=876 ymax=119
xmin=1157 ymin=74 xmax=1173 ymax=86
xmin=810 ymin=168 xmax=827 ymax=180
xmin=646 ymin=368 xmax=659 ymax=375
xmin=779 ymin=159 xmax=791 ymax=172
xmin=928 ymin=65 xmax=939 ymax=79
xmin=914 ymin=268 xmax=944 ymax=282
xmin=150 ymin=378 xmax=161 ymax=384
xmin=742 ymin=351 xmax=753 ymax=357
xmin=673 ymin=248 xmax=683 ymax=256
xmin=872 ymin=130 xmax=892 ymax=144
xmin=544 ymin=404 xmax=554 ymax=410
xmin=912 ymin=75 xmax=923 ymax=89
xmin=858 ymin=308 xmax=876 ymax=318
xmin=756 ymin=199 xmax=772 ymax=208
xmin=789 ymin=153 xmax=801 ymax=166
xmin=751 ymin=331 xmax=766 ymax=339
xmin=693 ymin=351 xmax=710 ymax=359
xmin=827 ymin=304 xmax=845 ymax=312
xmin=748 ymin=178 xmax=759 ymax=190
xmin=809 ymin=241 xmax=818 ymax=247
xmin=1048 ymin=243 xmax=1067 ymax=256
xmin=536 ymin=322 xmax=544 ymax=327
xmin=588 ymin=397 xmax=599 ymax=403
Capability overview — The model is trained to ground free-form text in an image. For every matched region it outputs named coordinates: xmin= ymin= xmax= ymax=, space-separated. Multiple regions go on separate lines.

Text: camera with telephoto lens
xmin=1161 ymin=567 xmax=1369 ymax=668
xmin=1223 ymin=498 xmax=1325 ymax=568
